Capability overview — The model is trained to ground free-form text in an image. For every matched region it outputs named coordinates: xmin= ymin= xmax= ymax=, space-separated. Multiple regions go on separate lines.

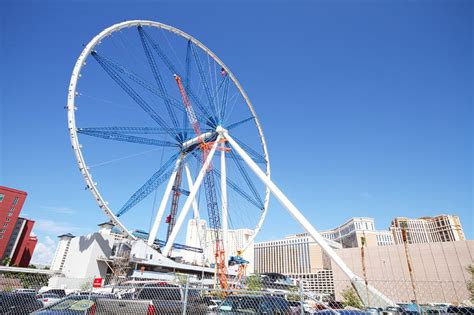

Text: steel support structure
xmin=220 ymin=143 xmax=229 ymax=266
xmin=221 ymin=128 xmax=395 ymax=308
xmin=184 ymin=162 xmax=207 ymax=263
xmin=162 ymin=136 xmax=221 ymax=256
xmin=148 ymin=155 xmax=184 ymax=245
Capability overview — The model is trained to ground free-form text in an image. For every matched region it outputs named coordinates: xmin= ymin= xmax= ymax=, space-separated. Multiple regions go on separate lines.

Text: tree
xmin=246 ymin=274 xmax=262 ymax=291
xmin=467 ymin=265 xmax=474 ymax=303
xmin=341 ymin=286 xmax=363 ymax=309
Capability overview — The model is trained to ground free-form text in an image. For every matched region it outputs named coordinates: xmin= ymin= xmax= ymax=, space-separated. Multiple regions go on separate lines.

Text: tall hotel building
xmin=390 ymin=215 xmax=465 ymax=244
xmin=254 ymin=233 xmax=339 ymax=294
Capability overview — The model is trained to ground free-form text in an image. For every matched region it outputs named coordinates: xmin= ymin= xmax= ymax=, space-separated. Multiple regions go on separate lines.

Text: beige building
xmin=390 ymin=214 xmax=465 ymax=244
xmin=321 ymin=217 xmax=394 ymax=248
xmin=254 ymin=233 xmax=338 ymax=295
xmin=331 ymin=240 xmax=474 ymax=304
xmin=254 ymin=233 xmax=340 ymax=275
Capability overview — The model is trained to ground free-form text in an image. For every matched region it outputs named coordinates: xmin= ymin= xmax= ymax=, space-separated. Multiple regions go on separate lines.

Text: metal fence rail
xmin=0 ymin=269 xmax=471 ymax=314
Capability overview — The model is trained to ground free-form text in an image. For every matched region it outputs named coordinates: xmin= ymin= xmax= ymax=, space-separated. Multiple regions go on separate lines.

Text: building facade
xmin=255 ymin=233 xmax=330 ymax=275
xmin=390 ymin=215 xmax=465 ymax=244
xmin=0 ymin=186 xmax=37 ymax=267
xmin=6 ymin=218 xmax=37 ymax=267
xmin=254 ymin=233 xmax=338 ymax=296
xmin=183 ymin=219 xmax=255 ymax=273
xmin=0 ymin=187 xmax=28 ymax=257
xmin=50 ymin=233 xmax=75 ymax=272
xmin=320 ymin=217 xmax=394 ymax=248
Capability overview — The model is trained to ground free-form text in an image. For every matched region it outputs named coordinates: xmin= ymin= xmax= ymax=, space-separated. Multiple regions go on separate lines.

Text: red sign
xmin=93 ymin=277 xmax=103 ymax=288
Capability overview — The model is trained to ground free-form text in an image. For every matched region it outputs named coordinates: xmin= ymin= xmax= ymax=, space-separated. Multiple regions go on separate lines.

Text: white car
xmin=208 ymin=299 xmax=222 ymax=310
xmin=36 ymin=293 xmax=62 ymax=307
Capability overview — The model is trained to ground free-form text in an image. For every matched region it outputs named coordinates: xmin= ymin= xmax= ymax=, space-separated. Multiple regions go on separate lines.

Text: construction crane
xmin=174 ymin=74 xmax=229 ymax=290
xmin=165 ymin=164 xmax=184 ymax=242
xmin=229 ymin=250 xmax=249 ymax=289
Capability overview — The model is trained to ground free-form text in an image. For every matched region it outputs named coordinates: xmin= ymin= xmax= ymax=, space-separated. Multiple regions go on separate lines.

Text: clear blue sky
xmin=1 ymin=0 xmax=472 ymax=265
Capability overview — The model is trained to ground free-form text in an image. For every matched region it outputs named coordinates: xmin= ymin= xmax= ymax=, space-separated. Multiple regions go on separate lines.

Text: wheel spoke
xmin=226 ymin=116 xmax=255 ymax=131
xmin=77 ymin=129 xmax=178 ymax=147
xmin=92 ymin=51 xmax=211 ymax=132
xmin=137 ymin=27 xmax=215 ymax=126
xmin=191 ymin=44 xmax=219 ymax=122
xmin=116 ymin=152 xmax=182 ymax=217
xmin=78 ymin=127 xmax=194 ymax=135
xmin=182 ymin=40 xmax=192 ymax=140
xmin=190 ymin=151 xmax=263 ymax=210
xmin=232 ymin=135 xmax=267 ymax=164
xmin=228 ymin=147 xmax=264 ymax=209
xmin=92 ymin=51 xmax=180 ymax=140
xmin=219 ymin=75 xmax=230 ymax=123
xmin=138 ymin=26 xmax=180 ymax=133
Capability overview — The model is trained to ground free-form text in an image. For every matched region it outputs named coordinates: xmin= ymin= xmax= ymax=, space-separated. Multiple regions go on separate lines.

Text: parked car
xmin=41 ymin=289 xmax=67 ymax=298
xmin=0 ymin=292 xmax=44 ymax=314
xmin=32 ymin=295 xmax=103 ymax=314
xmin=95 ymin=298 xmax=155 ymax=314
xmin=382 ymin=304 xmax=420 ymax=315
xmin=37 ymin=293 xmax=62 ymax=307
xmin=219 ymin=295 xmax=292 ymax=314
xmin=202 ymin=296 xmax=222 ymax=311
xmin=365 ymin=307 xmax=382 ymax=314
xmin=102 ymin=282 xmax=207 ymax=314
xmin=446 ymin=306 xmax=474 ymax=314
xmin=314 ymin=310 xmax=370 ymax=315
xmin=13 ymin=288 xmax=37 ymax=293
xmin=288 ymin=300 xmax=303 ymax=314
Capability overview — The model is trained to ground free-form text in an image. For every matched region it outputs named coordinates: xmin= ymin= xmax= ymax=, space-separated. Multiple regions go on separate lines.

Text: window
xmin=0 ymin=194 xmax=4 ymax=202
xmin=0 ymin=229 xmax=5 ymax=233
xmin=0 ymin=236 xmax=3 ymax=239
xmin=3 ymin=223 xmax=7 ymax=227
xmin=5 ymin=218 xmax=9 ymax=222
xmin=9 ymin=207 xmax=14 ymax=212
xmin=12 ymin=197 xmax=19 ymax=205
xmin=7 ymin=213 xmax=12 ymax=217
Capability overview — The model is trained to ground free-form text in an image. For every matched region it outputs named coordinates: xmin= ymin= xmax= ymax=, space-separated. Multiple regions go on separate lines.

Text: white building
xmin=50 ymin=233 xmax=75 ymax=272
xmin=183 ymin=219 xmax=255 ymax=273
xmin=50 ymin=223 xmax=115 ymax=279
xmin=48 ymin=221 xmax=236 ymax=290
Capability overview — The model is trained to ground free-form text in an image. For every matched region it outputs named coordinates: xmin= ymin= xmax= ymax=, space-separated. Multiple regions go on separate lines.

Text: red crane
xmin=174 ymin=74 xmax=229 ymax=290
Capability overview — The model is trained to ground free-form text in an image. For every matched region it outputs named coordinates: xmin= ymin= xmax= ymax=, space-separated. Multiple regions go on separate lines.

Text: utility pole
xmin=360 ymin=235 xmax=370 ymax=308
xmin=401 ymin=223 xmax=420 ymax=311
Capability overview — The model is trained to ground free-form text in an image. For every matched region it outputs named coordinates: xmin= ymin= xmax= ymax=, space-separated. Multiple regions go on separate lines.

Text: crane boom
xmin=174 ymin=74 xmax=201 ymax=138
xmin=174 ymin=74 xmax=228 ymax=290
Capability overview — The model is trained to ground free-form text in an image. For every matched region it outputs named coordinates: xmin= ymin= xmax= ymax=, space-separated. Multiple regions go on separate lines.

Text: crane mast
xmin=174 ymin=74 xmax=228 ymax=289
xmin=166 ymin=164 xmax=184 ymax=242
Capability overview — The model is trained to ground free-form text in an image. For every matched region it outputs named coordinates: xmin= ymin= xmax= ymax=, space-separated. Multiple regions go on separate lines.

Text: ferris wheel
xmin=67 ymin=20 xmax=271 ymax=263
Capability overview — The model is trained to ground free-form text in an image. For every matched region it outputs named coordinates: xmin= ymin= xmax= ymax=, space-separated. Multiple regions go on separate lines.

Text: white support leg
xmin=184 ymin=163 xmax=206 ymax=263
xmin=220 ymin=143 xmax=229 ymax=265
xmin=148 ymin=156 xmax=183 ymax=246
xmin=184 ymin=163 xmax=200 ymax=221
xmin=223 ymin=130 xmax=395 ymax=307
xmin=162 ymin=136 xmax=222 ymax=257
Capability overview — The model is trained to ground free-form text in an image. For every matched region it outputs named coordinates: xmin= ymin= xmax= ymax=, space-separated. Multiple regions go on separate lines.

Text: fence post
xmin=182 ymin=275 xmax=190 ymax=315
xmin=299 ymin=279 xmax=304 ymax=315
xmin=88 ymin=276 xmax=94 ymax=301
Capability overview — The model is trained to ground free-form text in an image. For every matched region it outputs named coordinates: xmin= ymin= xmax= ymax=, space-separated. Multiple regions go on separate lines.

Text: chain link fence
xmin=0 ymin=268 xmax=471 ymax=314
